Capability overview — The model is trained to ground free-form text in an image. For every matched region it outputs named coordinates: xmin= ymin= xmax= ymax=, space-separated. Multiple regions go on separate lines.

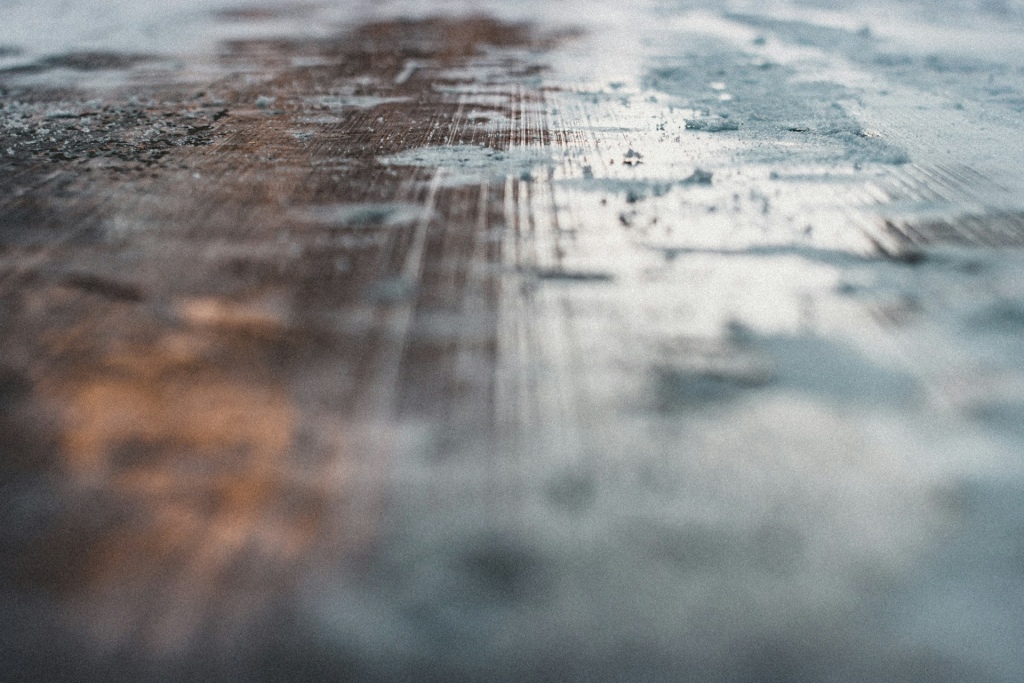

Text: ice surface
xmin=4 ymin=1 xmax=1024 ymax=682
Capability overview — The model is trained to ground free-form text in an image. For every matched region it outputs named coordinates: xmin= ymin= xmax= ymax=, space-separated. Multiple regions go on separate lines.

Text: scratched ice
xmin=2 ymin=1 xmax=1024 ymax=682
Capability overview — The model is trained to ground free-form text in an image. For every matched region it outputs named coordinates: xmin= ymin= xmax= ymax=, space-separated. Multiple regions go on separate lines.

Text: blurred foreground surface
xmin=3 ymin=0 xmax=1024 ymax=680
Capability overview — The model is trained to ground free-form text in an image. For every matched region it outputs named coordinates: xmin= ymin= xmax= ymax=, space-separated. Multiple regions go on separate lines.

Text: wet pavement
xmin=3 ymin=1 xmax=1024 ymax=681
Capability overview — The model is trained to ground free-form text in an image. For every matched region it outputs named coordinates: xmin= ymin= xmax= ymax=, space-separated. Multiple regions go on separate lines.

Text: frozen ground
xmin=2 ymin=1 xmax=1024 ymax=681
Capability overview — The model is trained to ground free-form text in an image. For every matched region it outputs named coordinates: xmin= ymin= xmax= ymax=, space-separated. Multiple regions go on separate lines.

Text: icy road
xmin=3 ymin=0 xmax=1024 ymax=681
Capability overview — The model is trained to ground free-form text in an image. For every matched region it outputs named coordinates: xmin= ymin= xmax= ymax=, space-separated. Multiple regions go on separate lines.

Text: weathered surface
xmin=3 ymin=1 xmax=1024 ymax=681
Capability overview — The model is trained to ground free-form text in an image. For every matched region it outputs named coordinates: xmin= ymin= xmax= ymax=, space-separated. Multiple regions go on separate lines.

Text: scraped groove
xmin=884 ymin=211 xmax=1024 ymax=247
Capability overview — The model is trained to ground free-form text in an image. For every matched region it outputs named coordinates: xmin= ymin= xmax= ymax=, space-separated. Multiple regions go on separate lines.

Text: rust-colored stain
xmin=57 ymin=339 xmax=295 ymax=483
xmin=31 ymin=327 xmax=333 ymax=649
xmin=6 ymin=18 xmax=544 ymax=643
xmin=0 ymin=12 xmax=550 ymax=660
xmin=0 ymin=16 xmax=546 ymax=656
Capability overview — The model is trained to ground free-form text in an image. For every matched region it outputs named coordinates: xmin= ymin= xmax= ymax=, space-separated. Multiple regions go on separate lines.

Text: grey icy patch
xmin=378 ymin=144 xmax=557 ymax=185
xmin=727 ymin=13 xmax=1024 ymax=121
xmin=685 ymin=116 xmax=739 ymax=132
xmin=730 ymin=325 xmax=920 ymax=407
xmin=646 ymin=44 xmax=910 ymax=166
xmin=654 ymin=325 xmax=920 ymax=411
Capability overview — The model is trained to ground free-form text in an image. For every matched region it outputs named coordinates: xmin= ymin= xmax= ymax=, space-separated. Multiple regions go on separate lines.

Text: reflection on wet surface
xmin=18 ymin=308 xmax=349 ymax=653
xmin=0 ymin=13 xmax=551 ymax=677
xmin=3 ymin=2 xmax=1024 ymax=681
